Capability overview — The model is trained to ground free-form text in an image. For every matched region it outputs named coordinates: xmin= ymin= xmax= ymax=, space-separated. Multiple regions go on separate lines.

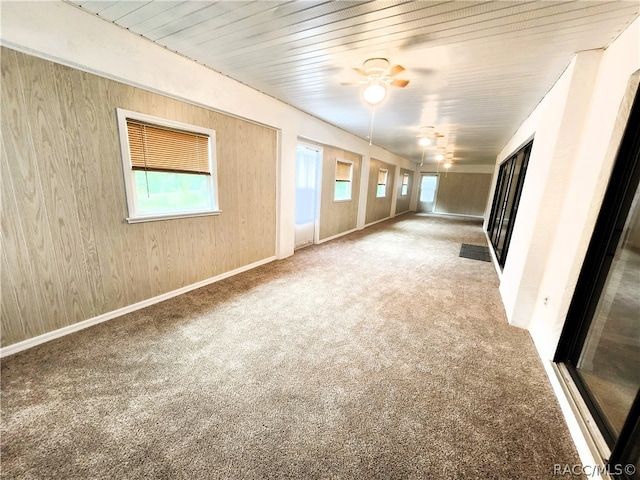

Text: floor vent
xmin=459 ymin=243 xmax=491 ymax=262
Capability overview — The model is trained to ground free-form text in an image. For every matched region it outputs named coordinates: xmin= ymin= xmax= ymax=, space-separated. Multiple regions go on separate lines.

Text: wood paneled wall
xmin=1 ymin=48 xmax=277 ymax=347
xmin=435 ymin=173 xmax=492 ymax=216
xmin=365 ymin=159 xmax=395 ymax=225
xmin=318 ymin=145 xmax=361 ymax=241
xmin=395 ymin=168 xmax=413 ymax=214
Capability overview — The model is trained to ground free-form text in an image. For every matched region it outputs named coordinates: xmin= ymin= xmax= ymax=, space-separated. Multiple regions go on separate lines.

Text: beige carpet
xmin=1 ymin=214 xmax=582 ymax=479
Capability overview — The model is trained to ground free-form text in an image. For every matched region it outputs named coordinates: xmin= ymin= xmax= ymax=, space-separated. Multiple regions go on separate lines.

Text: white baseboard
xmin=541 ymin=360 xmax=612 ymax=480
xmin=317 ymin=228 xmax=358 ymax=244
xmin=364 ymin=216 xmax=391 ymax=228
xmin=0 ymin=256 xmax=277 ymax=358
xmin=431 ymin=211 xmax=484 ymax=219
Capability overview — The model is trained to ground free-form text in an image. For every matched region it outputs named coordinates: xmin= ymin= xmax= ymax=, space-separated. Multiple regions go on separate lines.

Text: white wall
xmin=529 ymin=21 xmax=640 ymax=360
xmin=488 ymin=17 xmax=640 ymax=358
xmin=0 ymin=1 xmax=414 ymax=260
xmin=497 ymin=50 xmax=603 ymax=329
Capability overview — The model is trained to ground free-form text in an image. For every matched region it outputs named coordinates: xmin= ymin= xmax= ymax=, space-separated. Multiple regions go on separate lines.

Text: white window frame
xmin=334 ymin=157 xmax=354 ymax=202
xmin=377 ymin=168 xmax=389 ymax=198
xmin=401 ymin=173 xmax=410 ymax=196
xmin=116 ymin=108 xmax=220 ymax=223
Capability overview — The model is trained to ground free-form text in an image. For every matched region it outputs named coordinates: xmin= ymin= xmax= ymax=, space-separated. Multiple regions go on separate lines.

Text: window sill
xmin=333 ymin=198 xmax=352 ymax=203
xmin=126 ymin=210 xmax=221 ymax=224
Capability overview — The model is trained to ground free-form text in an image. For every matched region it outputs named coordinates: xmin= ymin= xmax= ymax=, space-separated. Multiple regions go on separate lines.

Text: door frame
xmin=294 ymin=141 xmax=323 ymax=248
xmin=417 ymin=173 xmax=439 ymax=213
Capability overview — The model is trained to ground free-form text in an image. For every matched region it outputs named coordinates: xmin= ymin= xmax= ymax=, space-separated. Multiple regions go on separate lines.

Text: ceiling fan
xmin=416 ymin=126 xmax=444 ymax=147
xmin=343 ymin=58 xmax=410 ymax=105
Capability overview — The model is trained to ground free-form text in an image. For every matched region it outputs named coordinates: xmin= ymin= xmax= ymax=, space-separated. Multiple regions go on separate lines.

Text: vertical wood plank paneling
xmin=261 ymin=128 xmax=277 ymax=255
xmin=199 ymin=110 xmax=221 ymax=280
xmin=395 ymin=169 xmax=413 ymax=214
xmin=215 ymin=114 xmax=240 ymax=273
xmin=97 ymin=73 xmax=132 ymax=305
xmin=435 ymin=173 xmax=492 ymax=216
xmin=110 ymin=82 xmax=153 ymax=303
xmin=52 ymin=62 xmax=105 ymax=316
xmin=1 ymin=49 xmax=65 ymax=335
xmin=0 ymin=247 xmax=25 ymax=345
xmin=365 ymin=159 xmax=395 ymax=225
xmin=129 ymin=88 xmax=172 ymax=298
xmin=0 ymin=144 xmax=40 ymax=341
xmin=181 ymin=103 xmax=213 ymax=283
xmin=19 ymin=54 xmax=97 ymax=325
xmin=69 ymin=69 xmax=127 ymax=310
xmin=236 ymin=119 xmax=277 ymax=263
xmin=1 ymin=48 xmax=278 ymax=348
xmin=318 ymin=145 xmax=361 ymax=240
xmin=104 ymin=79 xmax=149 ymax=305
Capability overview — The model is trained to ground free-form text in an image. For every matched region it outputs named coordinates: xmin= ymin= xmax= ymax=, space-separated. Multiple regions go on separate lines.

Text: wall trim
xmin=318 ymin=228 xmax=358 ymax=244
xmin=485 ymin=229 xmax=504 ymax=281
xmin=432 ymin=212 xmax=484 ymax=219
xmin=364 ymin=216 xmax=392 ymax=228
xmin=541 ymin=360 xmax=612 ymax=480
xmin=0 ymin=256 xmax=277 ymax=358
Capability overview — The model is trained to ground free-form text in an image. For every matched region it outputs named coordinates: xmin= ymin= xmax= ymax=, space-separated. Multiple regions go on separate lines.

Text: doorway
xmin=418 ymin=174 xmax=438 ymax=212
xmin=294 ymin=143 xmax=322 ymax=249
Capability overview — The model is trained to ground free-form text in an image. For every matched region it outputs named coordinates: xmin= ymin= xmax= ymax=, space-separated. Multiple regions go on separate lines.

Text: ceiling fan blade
xmin=390 ymin=79 xmax=410 ymax=88
xmin=389 ymin=64 xmax=405 ymax=76
xmin=352 ymin=67 xmax=367 ymax=76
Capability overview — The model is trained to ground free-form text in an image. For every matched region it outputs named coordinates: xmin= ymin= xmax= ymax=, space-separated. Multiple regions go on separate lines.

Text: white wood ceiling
xmin=66 ymin=0 xmax=639 ymax=165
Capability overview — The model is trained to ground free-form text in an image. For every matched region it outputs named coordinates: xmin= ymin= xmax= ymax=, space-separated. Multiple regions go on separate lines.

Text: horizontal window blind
xmin=378 ymin=169 xmax=388 ymax=185
xmin=127 ymin=120 xmax=210 ymax=175
xmin=336 ymin=160 xmax=352 ymax=182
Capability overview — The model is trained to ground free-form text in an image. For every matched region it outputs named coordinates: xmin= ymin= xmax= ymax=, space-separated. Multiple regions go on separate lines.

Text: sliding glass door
xmin=556 ymin=84 xmax=640 ymax=479
xmin=575 ymin=185 xmax=639 ymax=439
xmin=487 ymin=140 xmax=532 ymax=268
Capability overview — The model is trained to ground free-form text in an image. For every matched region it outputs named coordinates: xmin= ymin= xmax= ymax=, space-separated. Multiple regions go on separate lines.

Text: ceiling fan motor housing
xmin=363 ymin=58 xmax=390 ymax=75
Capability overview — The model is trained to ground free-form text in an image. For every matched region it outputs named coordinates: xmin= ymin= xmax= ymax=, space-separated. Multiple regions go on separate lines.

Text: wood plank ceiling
xmin=66 ymin=0 xmax=639 ymax=165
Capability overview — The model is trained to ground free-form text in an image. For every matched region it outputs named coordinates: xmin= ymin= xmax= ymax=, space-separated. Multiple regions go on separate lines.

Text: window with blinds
xmin=334 ymin=158 xmax=353 ymax=201
xmin=377 ymin=168 xmax=388 ymax=197
xmin=117 ymin=108 xmax=220 ymax=223
xmin=126 ymin=121 xmax=211 ymax=175
xmin=401 ymin=173 xmax=410 ymax=196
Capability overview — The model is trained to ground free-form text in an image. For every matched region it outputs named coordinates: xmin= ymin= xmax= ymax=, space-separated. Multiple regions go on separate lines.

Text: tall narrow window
xmin=334 ymin=158 xmax=353 ymax=201
xmin=117 ymin=109 xmax=219 ymax=223
xmin=377 ymin=168 xmax=389 ymax=197
xmin=487 ymin=140 xmax=532 ymax=267
xmin=401 ymin=173 xmax=410 ymax=196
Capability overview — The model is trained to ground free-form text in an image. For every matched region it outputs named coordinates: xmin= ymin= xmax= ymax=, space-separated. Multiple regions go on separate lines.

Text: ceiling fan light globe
xmin=418 ymin=137 xmax=431 ymax=147
xmin=362 ymin=83 xmax=386 ymax=105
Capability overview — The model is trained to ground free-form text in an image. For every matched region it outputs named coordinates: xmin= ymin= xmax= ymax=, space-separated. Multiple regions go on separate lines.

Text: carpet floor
xmin=1 ymin=214 xmax=583 ymax=479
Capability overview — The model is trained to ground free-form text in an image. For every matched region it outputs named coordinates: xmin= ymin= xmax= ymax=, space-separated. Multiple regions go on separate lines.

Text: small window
xmin=377 ymin=168 xmax=388 ymax=197
xmin=401 ymin=173 xmax=410 ymax=196
xmin=117 ymin=109 xmax=220 ymax=223
xmin=334 ymin=158 xmax=353 ymax=201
